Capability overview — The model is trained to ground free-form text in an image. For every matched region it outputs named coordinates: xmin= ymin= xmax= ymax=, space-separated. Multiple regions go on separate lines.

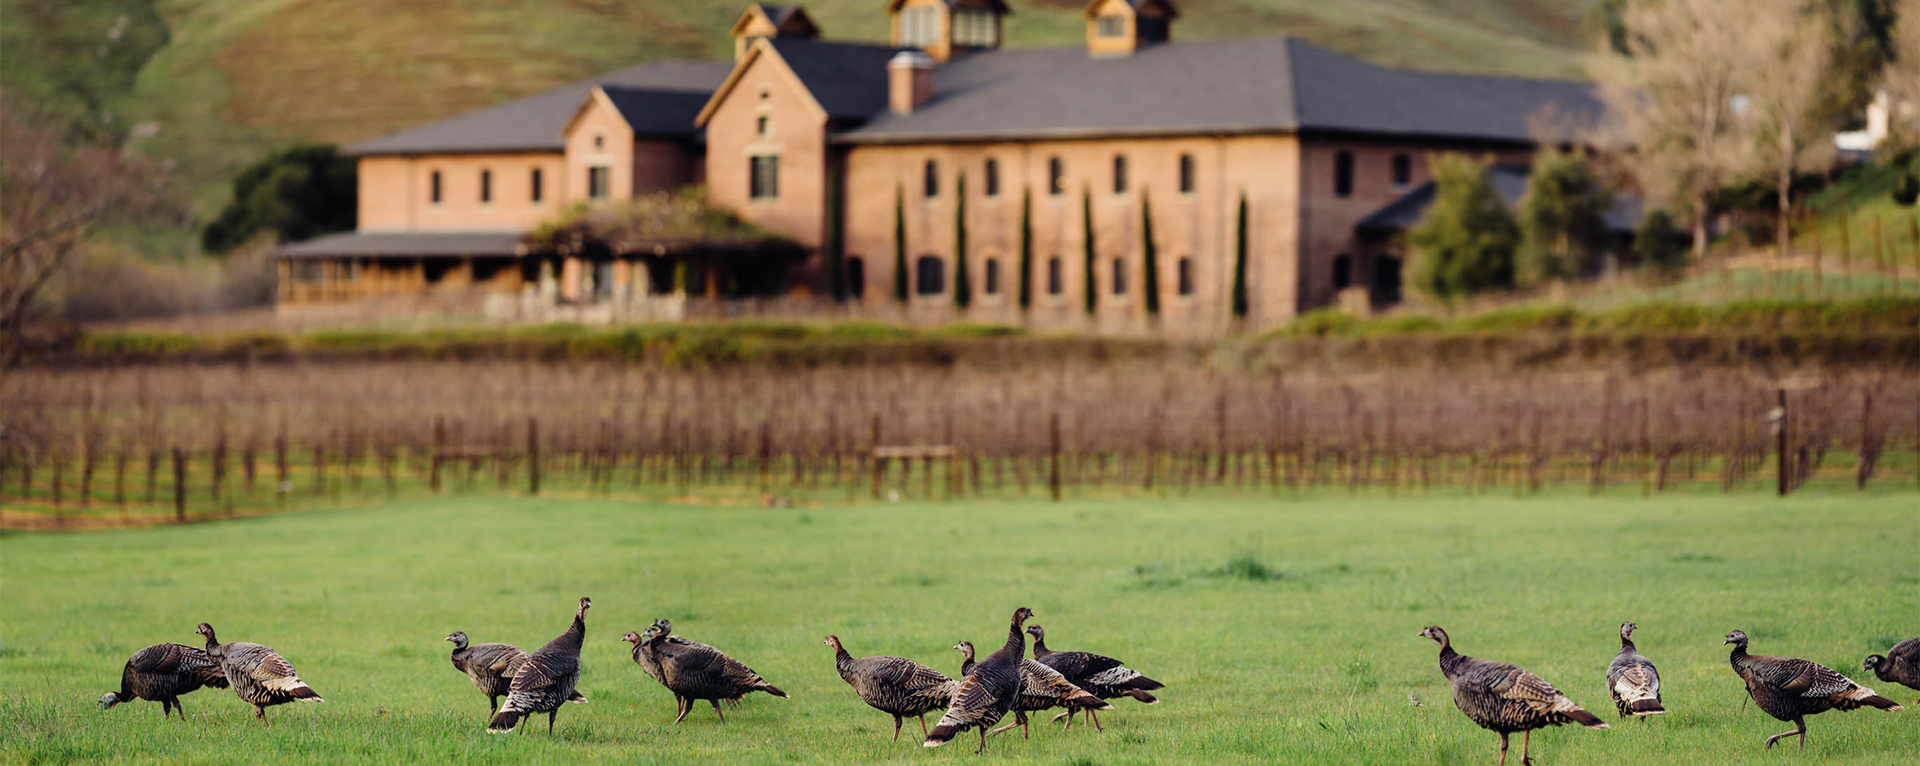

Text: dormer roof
xmin=1082 ymin=0 xmax=1177 ymax=19
xmin=730 ymin=4 xmax=819 ymax=38
xmin=884 ymin=0 xmax=1011 ymax=13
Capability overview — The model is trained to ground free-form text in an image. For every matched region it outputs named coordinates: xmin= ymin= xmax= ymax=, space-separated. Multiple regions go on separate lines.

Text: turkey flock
xmin=97 ymin=601 xmax=1915 ymax=762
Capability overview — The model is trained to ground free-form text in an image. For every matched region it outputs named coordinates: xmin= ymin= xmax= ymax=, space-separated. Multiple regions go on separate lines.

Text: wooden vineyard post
xmin=1772 ymin=389 xmax=1788 ymax=497
xmin=869 ymin=415 xmax=882 ymax=500
xmin=429 ymin=417 xmax=445 ymax=494
xmin=274 ymin=428 xmax=289 ymax=506
xmin=1048 ymin=412 xmax=1062 ymax=502
xmin=758 ymin=419 xmax=772 ymax=495
xmin=171 ymin=447 xmax=186 ymax=523
xmin=1811 ymin=231 xmax=1822 ymax=294
xmin=527 ymin=417 xmax=541 ymax=496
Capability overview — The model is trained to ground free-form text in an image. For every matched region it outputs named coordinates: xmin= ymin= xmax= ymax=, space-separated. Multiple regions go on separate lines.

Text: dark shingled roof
xmin=765 ymin=39 xmax=911 ymax=121
xmin=1355 ymin=165 xmax=1641 ymax=238
xmin=838 ymin=37 xmax=1600 ymax=144
xmin=599 ymin=86 xmax=720 ymax=139
xmin=274 ymin=231 xmax=523 ymax=258
xmin=346 ymin=60 xmax=732 ymax=156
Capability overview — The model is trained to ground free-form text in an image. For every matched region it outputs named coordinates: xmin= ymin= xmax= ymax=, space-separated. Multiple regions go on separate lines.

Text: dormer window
xmin=953 ymin=9 xmax=998 ymax=47
xmin=1096 ymin=15 xmax=1125 ymax=37
xmin=900 ymin=6 xmax=940 ymax=48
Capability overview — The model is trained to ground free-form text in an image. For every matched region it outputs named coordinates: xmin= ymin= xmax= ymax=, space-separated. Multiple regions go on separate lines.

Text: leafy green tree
xmin=954 ymin=173 xmax=971 ymax=310
xmin=1517 ymin=149 xmax=1611 ymax=288
xmin=1231 ymin=194 xmax=1249 ymax=318
xmin=892 ymin=185 xmax=908 ymax=303
xmin=1633 ymin=207 xmax=1688 ymax=276
xmin=1082 ymin=187 xmax=1097 ymax=315
xmin=1141 ymin=193 xmax=1160 ymax=316
xmin=202 ymin=144 xmax=355 ymax=253
xmin=1017 ymin=189 xmax=1033 ymax=310
xmin=1408 ymin=153 xmax=1520 ymax=302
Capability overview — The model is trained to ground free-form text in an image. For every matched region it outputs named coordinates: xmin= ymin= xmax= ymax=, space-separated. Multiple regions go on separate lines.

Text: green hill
xmin=4 ymin=0 xmax=1600 ymax=220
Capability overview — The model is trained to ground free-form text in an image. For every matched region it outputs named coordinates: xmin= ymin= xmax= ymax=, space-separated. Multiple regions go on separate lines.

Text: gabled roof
xmin=274 ymin=231 xmax=523 ymax=258
xmin=698 ymin=38 xmax=909 ymax=127
xmin=1355 ymin=165 xmax=1641 ymax=238
xmin=1083 ymin=0 xmax=1179 ymax=20
xmin=883 ymin=0 xmax=1011 ymax=13
xmin=346 ymin=60 xmax=733 ymax=156
xmin=731 ymin=4 xmax=819 ymax=37
xmin=837 ymin=37 xmax=1600 ymax=144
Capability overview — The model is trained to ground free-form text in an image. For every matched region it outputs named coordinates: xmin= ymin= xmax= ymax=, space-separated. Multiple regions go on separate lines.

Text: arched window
xmin=1112 ymin=155 xmax=1128 ymax=194
xmin=915 ymin=255 xmax=945 ymax=296
xmin=1178 ymin=154 xmax=1195 ymax=193
xmin=1046 ymin=257 xmax=1063 ymax=295
xmin=1048 ymin=157 xmax=1065 ymax=195
xmin=924 ymin=160 xmax=939 ymax=198
xmin=845 ymin=256 xmax=866 ymax=299
xmin=1332 ymin=254 xmax=1353 ymax=290
xmin=984 ymin=158 xmax=1000 ymax=197
xmin=1391 ymin=154 xmax=1411 ymax=188
xmin=984 ymin=258 xmax=1000 ymax=294
xmin=1111 ymin=257 xmax=1126 ymax=295
xmin=1334 ymin=151 xmax=1355 ymax=198
xmin=1177 ymin=257 xmax=1193 ymax=296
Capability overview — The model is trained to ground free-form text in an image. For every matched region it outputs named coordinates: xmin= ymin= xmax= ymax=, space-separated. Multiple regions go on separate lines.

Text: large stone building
xmin=278 ymin=1 xmax=1607 ymax=334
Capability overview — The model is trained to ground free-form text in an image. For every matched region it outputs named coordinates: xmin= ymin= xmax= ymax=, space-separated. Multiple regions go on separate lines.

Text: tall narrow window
xmin=1391 ymin=153 xmax=1411 ymax=188
xmin=1333 ymin=254 xmax=1353 ymax=290
xmin=984 ymin=258 xmax=1000 ymax=294
xmin=846 ymin=256 xmax=866 ymax=299
xmin=1177 ymin=257 xmax=1193 ymax=295
xmin=900 ymin=6 xmax=940 ymax=48
xmin=984 ymin=159 xmax=1000 ymax=197
xmin=915 ymin=255 xmax=945 ymax=295
xmin=1111 ymin=257 xmax=1126 ymax=295
xmin=1097 ymin=15 xmax=1125 ymax=37
xmin=1048 ymin=157 xmax=1065 ymax=195
xmin=1047 ymin=257 xmax=1063 ymax=295
xmin=1178 ymin=154 xmax=1195 ymax=193
xmin=953 ymin=9 xmax=998 ymax=46
xmin=749 ymin=156 xmax=779 ymax=199
xmin=429 ymin=170 xmax=443 ymax=204
xmin=1334 ymin=151 xmax=1355 ymax=198
xmin=756 ymin=115 xmax=771 ymax=138
xmin=530 ymin=168 xmax=544 ymax=203
xmin=924 ymin=160 xmax=939 ymax=198
xmin=588 ymin=166 xmax=611 ymax=199
xmin=1112 ymin=155 xmax=1128 ymax=194
xmin=479 ymin=169 xmax=492 ymax=203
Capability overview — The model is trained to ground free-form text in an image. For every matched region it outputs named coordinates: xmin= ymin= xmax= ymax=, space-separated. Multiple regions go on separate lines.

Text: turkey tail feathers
xmin=924 ymin=722 xmax=958 ymax=747
xmin=1625 ymin=699 xmax=1666 ymax=715
xmin=1565 ymin=707 xmax=1610 ymax=729
xmin=486 ymin=710 xmax=523 ymax=733
xmin=1126 ymin=689 xmax=1159 ymax=704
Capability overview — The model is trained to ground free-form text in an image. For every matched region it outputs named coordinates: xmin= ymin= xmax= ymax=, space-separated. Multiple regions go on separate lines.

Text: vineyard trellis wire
xmin=1 ymin=361 xmax=1914 ymax=528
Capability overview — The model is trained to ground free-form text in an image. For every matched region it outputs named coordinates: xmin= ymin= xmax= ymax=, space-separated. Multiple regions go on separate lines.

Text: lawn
xmin=0 ymin=490 xmax=1913 ymax=764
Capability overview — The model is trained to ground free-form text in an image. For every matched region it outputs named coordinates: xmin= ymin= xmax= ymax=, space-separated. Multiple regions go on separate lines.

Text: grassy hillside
xmin=6 ymin=0 xmax=1599 ymax=218
xmin=2 ymin=491 xmax=1913 ymax=763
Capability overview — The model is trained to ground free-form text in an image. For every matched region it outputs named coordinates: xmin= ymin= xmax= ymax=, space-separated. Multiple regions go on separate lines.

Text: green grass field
xmin=2 ymin=490 xmax=1914 ymax=764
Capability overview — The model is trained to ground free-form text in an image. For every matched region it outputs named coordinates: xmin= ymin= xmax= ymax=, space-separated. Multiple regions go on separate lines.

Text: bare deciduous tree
xmin=1884 ymin=0 xmax=1920 ymax=142
xmin=1737 ymin=0 xmax=1836 ymax=261
xmin=1590 ymin=0 xmax=1752 ymax=263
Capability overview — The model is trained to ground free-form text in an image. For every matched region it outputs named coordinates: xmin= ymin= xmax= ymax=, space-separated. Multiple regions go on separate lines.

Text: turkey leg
xmin=1763 ymin=717 xmax=1806 ymax=749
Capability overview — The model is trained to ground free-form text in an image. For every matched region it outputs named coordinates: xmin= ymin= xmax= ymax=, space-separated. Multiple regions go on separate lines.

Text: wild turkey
xmin=1419 ymin=626 xmax=1608 ymax=766
xmin=924 ymin=607 xmax=1031 ymax=753
xmin=97 ymin=643 xmax=230 ymax=717
xmin=629 ymin=618 xmax=787 ymax=724
xmin=1724 ymin=629 xmax=1903 ymax=749
xmin=447 ymin=631 xmax=541 ymax=714
xmin=194 ymin=624 xmax=323 ymax=722
xmin=1605 ymin=622 xmax=1665 ymax=719
xmin=1862 ymin=637 xmax=1920 ymax=704
xmin=487 ymin=597 xmax=590 ymax=734
xmin=825 ymin=634 xmax=959 ymax=741
xmin=1027 ymin=624 xmax=1162 ymax=730
xmin=954 ymin=639 xmax=1111 ymax=739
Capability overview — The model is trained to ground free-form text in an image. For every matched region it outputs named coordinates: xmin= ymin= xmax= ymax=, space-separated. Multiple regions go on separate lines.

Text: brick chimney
xmin=888 ymin=51 xmax=934 ymax=115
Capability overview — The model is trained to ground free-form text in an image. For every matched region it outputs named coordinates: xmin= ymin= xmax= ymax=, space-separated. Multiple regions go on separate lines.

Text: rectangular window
xmin=479 ymin=170 xmax=492 ymax=203
xmin=1177 ymin=257 xmax=1193 ymax=296
xmin=984 ymin=159 xmax=1000 ymax=197
xmin=900 ymin=6 xmax=939 ymax=47
xmin=530 ymin=168 xmax=544 ymax=203
xmin=588 ymin=166 xmax=611 ymax=200
xmin=429 ymin=170 xmax=442 ymax=204
xmin=953 ymin=9 xmax=998 ymax=46
xmin=1178 ymin=154 xmax=1195 ymax=193
xmin=1391 ymin=153 xmax=1412 ymax=188
xmin=924 ymin=160 xmax=938 ymax=198
xmin=1334 ymin=151 xmax=1354 ymax=198
xmin=1096 ymin=15 xmax=1125 ymax=37
xmin=1112 ymin=155 xmax=1128 ymax=194
xmin=1048 ymin=157 xmax=1065 ymax=196
xmin=1047 ymin=257 xmax=1063 ymax=295
xmin=984 ymin=258 xmax=1000 ymax=294
xmin=750 ymin=156 xmax=779 ymax=200
xmin=1111 ymin=257 xmax=1126 ymax=295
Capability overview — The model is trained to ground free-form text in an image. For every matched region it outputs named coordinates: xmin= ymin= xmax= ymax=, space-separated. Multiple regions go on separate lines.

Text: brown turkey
xmin=825 ymin=634 xmax=958 ymax=741
xmin=924 ymin=607 xmax=1031 ymax=754
xmin=954 ymin=639 xmax=1110 ymax=739
xmin=446 ymin=631 xmax=585 ymax=714
xmin=1419 ymin=626 xmax=1607 ymax=766
xmin=628 ymin=618 xmax=786 ymax=724
xmin=1724 ymin=629 xmax=1902 ymax=749
xmin=1605 ymin=622 xmax=1664 ymax=719
xmin=97 ymin=643 xmax=230 ymax=717
xmin=195 ymin=623 xmax=323 ymax=722
xmin=1027 ymin=623 xmax=1161 ymax=731
xmin=1862 ymin=637 xmax=1920 ymax=704
xmin=487 ymin=597 xmax=590 ymax=734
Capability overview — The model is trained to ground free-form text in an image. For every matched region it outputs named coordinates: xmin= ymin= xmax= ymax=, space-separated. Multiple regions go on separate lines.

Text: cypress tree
xmin=825 ymin=170 xmax=845 ymax=301
xmin=1082 ymin=187 xmax=1097 ymax=315
xmin=1017 ymin=188 xmax=1033 ymax=310
xmin=1142 ymin=192 xmax=1160 ymax=316
xmin=1231 ymin=194 xmax=1249 ymax=318
xmin=954 ymin=173 xmax=971 ymax=309
xmin=892 ymin=185 xmax=909 ymax=303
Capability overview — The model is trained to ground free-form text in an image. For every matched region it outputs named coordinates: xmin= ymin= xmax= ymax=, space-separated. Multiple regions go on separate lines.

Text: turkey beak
xmin=1722 ymin=636 xmax=1735 ymax=645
